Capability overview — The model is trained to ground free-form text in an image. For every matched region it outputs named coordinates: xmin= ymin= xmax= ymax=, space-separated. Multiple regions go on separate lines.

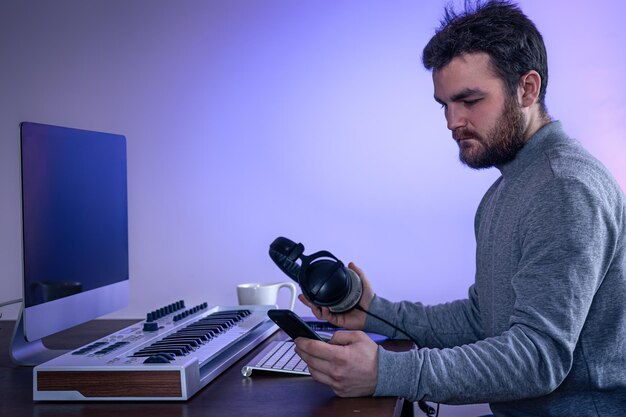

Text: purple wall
xmin=0 ymin=0 xmax=624 ymax=319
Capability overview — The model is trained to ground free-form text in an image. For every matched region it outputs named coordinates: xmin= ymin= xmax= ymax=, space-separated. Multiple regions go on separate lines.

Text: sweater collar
xmin=496 ymin=120 xmax=563 ymax=178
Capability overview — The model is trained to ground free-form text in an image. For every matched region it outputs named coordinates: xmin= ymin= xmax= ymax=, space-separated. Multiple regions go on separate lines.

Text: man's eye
xmin=463 ymin=99 xmax=480 ymax=107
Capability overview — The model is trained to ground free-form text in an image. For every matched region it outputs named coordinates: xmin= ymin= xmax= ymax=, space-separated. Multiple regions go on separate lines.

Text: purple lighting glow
xmin=0 ymin=1 xmax=624 ymax=319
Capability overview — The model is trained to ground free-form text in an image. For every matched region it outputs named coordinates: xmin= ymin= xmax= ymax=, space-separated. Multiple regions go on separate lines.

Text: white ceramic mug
xmin=236 ymin=282 xmax=297 ymax=310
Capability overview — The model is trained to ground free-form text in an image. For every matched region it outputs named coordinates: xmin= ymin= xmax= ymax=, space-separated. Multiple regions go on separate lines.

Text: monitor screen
xmin=19 ymin=122 xmax=129 ymax=344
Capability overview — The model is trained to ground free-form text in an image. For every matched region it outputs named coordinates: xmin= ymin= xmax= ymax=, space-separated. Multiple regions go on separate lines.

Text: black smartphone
xmin=268 ymin=309 xmax=327 ymax=342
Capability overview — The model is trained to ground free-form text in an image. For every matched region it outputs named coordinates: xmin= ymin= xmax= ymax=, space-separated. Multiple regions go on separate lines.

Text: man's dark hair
xmin=423 ymin=0 xmax=549 ymax=115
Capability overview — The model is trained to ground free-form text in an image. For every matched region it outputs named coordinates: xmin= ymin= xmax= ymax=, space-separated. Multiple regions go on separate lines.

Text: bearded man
xmin=294 ymin=2 xmax=626 ymax=416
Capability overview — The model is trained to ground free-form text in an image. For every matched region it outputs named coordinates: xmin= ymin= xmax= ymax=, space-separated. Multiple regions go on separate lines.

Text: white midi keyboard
xmin=33 ymin=301 xmax=278 ymax=401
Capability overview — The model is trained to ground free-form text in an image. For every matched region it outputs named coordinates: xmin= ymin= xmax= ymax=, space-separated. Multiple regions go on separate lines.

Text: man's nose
xmin=446 ymin=106 xmax=466 ymax=131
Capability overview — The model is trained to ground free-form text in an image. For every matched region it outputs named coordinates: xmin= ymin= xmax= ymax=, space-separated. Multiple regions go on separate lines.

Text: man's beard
xmin=455 ymin=96 xmax=527 ymax=169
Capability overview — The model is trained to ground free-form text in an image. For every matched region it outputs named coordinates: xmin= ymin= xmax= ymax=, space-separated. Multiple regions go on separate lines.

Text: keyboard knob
xmin=143 ymin=322 xmax=159 ymax=332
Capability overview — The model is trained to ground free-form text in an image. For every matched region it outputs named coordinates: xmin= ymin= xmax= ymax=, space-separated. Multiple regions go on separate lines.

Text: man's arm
xmin=375 ymin=176 xmax=621 ymax=403
xmin=361 ymin=181 xmax=502 ymax=349
xmin=363 ymin=285 xmax=484 ymax=348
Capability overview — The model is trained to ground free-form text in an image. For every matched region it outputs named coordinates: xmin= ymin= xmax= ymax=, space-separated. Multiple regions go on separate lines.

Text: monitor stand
xmin=9 ymin=306 xmax=69 ymax=366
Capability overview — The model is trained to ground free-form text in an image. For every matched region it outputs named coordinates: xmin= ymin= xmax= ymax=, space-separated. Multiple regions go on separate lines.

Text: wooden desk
xmin=0 ymin=319 xmax=410 ymax=417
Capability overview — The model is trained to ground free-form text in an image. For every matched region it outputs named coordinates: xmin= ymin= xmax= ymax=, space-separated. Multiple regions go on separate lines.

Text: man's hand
xmin=299 ymin=262 xmax=375 ymax=330
xmin=294 ymin=330 xmax=378 ymax=397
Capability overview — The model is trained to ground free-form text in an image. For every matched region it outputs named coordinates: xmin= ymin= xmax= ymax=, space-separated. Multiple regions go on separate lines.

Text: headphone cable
xmin=0 ymin=298 xmax=22 ymax=308
xmin=0 ymin=298 xmax=23 ymax=320
xmin=355 ymin=304 xmax=420 ymax=346
xmin=354 ymin=304 xmax=439 ymax=417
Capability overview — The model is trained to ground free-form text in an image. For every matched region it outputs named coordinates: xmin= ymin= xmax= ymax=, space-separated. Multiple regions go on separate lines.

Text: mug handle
xmin=276 ymin=282 xmax=298 ymax=311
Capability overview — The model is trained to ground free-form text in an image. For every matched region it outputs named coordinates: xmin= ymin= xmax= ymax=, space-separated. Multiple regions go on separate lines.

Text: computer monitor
xmin=10 ymin=122 xmax=129 ymax=366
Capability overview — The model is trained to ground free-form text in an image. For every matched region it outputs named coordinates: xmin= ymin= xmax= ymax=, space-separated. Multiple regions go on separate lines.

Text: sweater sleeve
xmin=363 ymin=285 xmax=484 ymax=348
xmin=372 ymin=176 xmax=619 ymax=404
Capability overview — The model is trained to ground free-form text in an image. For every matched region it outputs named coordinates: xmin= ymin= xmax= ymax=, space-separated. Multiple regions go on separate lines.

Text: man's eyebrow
xmin=434 ymin=88 xmax=486 ymax=104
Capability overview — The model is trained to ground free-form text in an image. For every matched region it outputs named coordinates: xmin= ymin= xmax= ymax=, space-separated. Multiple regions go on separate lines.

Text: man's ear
xmin=518 ymin=70 xmax=542 ymax=108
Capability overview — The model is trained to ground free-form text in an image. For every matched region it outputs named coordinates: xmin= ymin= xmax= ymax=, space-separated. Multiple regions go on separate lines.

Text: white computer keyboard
xmin=241 ymin=340 xmax=309 ymax=376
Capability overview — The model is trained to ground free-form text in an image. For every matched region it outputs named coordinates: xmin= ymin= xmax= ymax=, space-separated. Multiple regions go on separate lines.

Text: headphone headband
xmin=268 ymin=237 xmax=305 ymax=282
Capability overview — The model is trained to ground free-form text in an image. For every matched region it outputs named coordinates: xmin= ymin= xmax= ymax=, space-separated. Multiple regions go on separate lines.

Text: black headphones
xmin=270 ymin=237 xmax=438 ymax=416
xmin=269 ymin=237 xmax=363 ymax=313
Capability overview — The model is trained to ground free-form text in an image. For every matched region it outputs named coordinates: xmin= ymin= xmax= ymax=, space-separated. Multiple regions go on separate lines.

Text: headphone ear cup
xmin=328 ymin=268 xmax=363 ymax=313
xmin=273 ymin=238 xmax=363 ymax=312
xmin=300 ymin=259 xmax=343 ymax=305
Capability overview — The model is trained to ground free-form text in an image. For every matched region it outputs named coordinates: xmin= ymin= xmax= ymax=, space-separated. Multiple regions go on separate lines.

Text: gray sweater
xmin=365 ymin=122 xmax=626 ymax=416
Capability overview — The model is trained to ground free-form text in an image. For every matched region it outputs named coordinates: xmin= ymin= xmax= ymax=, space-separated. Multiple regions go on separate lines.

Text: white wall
xmin=1 ymin=0 xmax=624 ymax=320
